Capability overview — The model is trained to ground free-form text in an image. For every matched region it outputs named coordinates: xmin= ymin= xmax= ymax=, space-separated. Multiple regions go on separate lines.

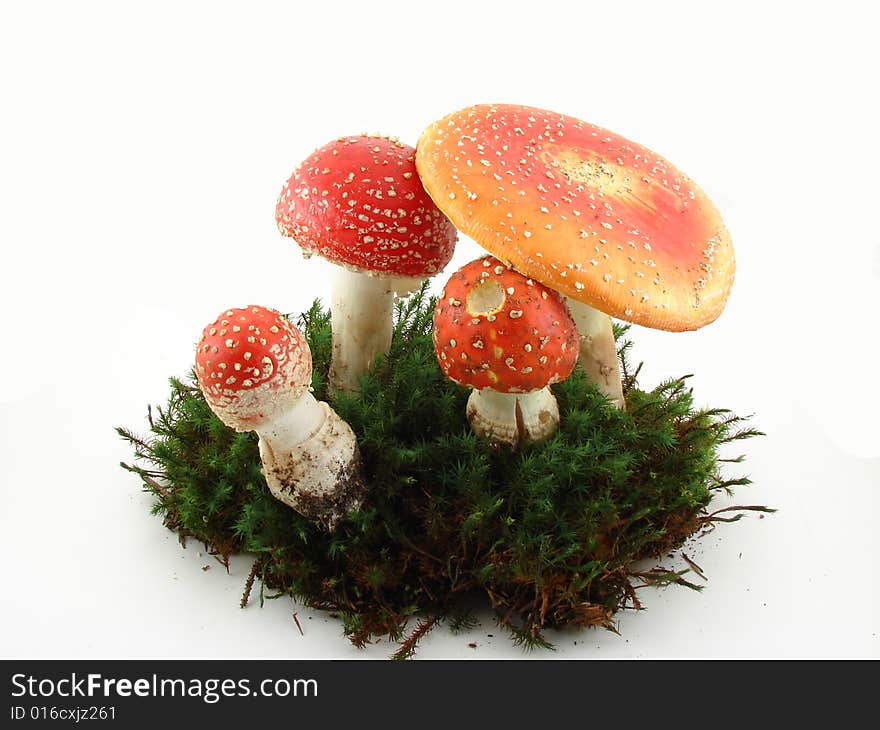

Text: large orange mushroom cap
xmin=416 ymin=104 xmax=735 ymax=331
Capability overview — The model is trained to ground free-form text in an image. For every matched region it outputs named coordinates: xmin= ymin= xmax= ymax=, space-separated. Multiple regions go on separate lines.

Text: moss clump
xmin=118 ymin=287 xmax=765 ymax=657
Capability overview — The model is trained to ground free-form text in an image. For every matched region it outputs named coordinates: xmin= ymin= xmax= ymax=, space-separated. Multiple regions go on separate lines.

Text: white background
xmin=1 ymin=0 xmax=877 ymax=659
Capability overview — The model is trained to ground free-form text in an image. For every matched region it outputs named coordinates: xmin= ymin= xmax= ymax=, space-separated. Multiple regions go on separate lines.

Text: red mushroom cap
xmin=195 ymin=305 xmax=311 ymax=431
xmin=276 ymin=135 xmax=458 ymax=278
xmin=434 ymin=256 xmax=578 ymax=393
xmin=416 ymin=104 xmax=735 ymax=331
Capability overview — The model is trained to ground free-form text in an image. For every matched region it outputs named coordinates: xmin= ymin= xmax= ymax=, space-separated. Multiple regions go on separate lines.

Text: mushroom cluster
xmin=186 ymin=102 xmax=735 ymax=525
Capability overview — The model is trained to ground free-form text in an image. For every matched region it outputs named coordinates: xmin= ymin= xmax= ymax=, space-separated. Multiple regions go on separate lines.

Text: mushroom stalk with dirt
xmin=276 ymin=135 xmax=457 ymax=394
xmin=194 ymin=305 xmax=366 ymax=531
xmin=466 ymin=386 xmax=562 ymax=447
xmin=434 ymin=256 xmax=578 ymax=447
xmin=416 ymin=104 xmax=736 ymax=411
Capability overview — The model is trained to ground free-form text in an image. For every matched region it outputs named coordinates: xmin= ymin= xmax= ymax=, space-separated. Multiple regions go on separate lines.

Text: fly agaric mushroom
xmin=276 ymin=135 xmax=458 ymax=394
xmin=416 ymin=104 xmax=736 ymax=410
xmin=195 ymin=305 xmax=365 ymax=531
xmin=434 ymin=256 xmax=578 ymax=447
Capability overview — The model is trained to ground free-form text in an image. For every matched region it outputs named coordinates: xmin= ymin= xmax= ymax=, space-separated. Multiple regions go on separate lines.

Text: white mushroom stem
xmin=257 ymin=389 xmax=326 ymax=448
xmin=564 ymin=298 xmax=625 ymax=410
xmin=329 ymin=266 xmax=424 ymax=394
xmin=255 ymin=391 xmax=365 ymax=531
xmin=466 ymin=387 xmax=560 ymax=447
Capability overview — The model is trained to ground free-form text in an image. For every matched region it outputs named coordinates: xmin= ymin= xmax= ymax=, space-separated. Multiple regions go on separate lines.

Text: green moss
xmin=118 ymin=286 xmax=766 ymax=657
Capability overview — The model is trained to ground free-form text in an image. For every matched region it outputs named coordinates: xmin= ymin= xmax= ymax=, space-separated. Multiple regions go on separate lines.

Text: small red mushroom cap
xmin=276 ymin=135 xmax=458 ymax=278
xmin=195 ymin=305 xmax=311 ymax=431
xmin=434 ymin=256 xmax=578 ymax=393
